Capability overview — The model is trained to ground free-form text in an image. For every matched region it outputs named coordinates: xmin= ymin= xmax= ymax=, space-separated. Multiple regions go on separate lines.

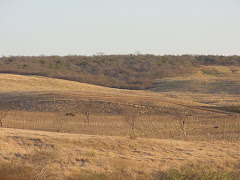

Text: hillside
xmin=0 ymin=73 xmax=240 ymax=179
xmin=149 ymin=65 xmax=240 ymax=113
xmin=0 ymin=73 xmax=239 ymax=140
xmin=0 ymin=73 xmax=211 ymax=110
xmin=150 ymin=65 xmax=240 ymax=95
xmin=0 ymin=55 xmax=239 ymax=90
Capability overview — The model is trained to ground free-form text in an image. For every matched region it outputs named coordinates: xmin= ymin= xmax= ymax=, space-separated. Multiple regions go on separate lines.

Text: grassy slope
xmin=0 ymin=73 xmax=211 ymax=110
xmin=0 ymin=72 xmax=240 ymax=179
xmin=0 ymin=73 xmax=239 ymax=140
xmin=1 ymin=71 xmax=239 ymax=116
xmin=150 ymin=66 xmax=240 ymax=109
xmin=150 ymin=65 xmax=240 ymax=94
xmin=0 ymin=128 xmax=239 ymax=179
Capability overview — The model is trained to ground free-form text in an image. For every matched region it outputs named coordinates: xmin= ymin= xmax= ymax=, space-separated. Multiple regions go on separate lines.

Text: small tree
xmin=77 ymin=102 xmax=94 ymax=123
xmin=174 ymin=108 xmax=193 ymax=137
xmin=123 ymin=107 xmax=139 ymax=139
xmin=0 ymin=105 xmax=9 ymax=127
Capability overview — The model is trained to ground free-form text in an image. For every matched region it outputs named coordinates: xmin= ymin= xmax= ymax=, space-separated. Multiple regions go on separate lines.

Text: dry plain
xmin=0 ymin=66 xmax=240 ymax=179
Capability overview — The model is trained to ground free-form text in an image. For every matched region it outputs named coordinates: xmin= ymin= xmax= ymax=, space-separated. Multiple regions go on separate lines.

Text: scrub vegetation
xmin=0 ymin=54 xmax=239 ymax=89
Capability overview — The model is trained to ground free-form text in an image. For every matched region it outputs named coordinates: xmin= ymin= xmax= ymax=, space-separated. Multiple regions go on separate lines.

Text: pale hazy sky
xmin=0 ymin=0 xmax=240 ymax=56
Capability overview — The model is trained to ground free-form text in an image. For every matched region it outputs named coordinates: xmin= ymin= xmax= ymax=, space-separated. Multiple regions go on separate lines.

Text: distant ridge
xmin=0 ymin=55 xmax=239 ymax=90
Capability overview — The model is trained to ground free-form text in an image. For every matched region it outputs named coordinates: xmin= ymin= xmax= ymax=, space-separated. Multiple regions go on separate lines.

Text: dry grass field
xmin=0 ymin=66 xmax=240 ymax=179
xmin=0 ymin=128 xmax=240 ymax=180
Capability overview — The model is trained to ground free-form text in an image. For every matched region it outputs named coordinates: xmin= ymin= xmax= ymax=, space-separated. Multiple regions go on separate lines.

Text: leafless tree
xmin=0 ymin=105 xmax=9 ymax=127
xmin=76 ymin=102 xmax=95 ymax=123
xmin=123 ymin=107 xmax=139 ymax=139
xmin=174 ymin=108 xmax=193 ymax=137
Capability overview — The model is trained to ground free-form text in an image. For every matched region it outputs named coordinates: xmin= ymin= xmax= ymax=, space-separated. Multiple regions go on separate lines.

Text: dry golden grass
xmin=0 ymin=128 xmax=239 ymax=179
xmin=0 ymin=71 xmax=239 ymax=179
xmin=3 ymin=110 xmax=240 ymax=141
xmin=0 ymin=73 xmax=212 ymax=109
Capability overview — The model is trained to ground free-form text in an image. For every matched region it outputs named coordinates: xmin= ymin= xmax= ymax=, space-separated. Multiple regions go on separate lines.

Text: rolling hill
xmin=0 ymin=73 xmax=239 ymax=179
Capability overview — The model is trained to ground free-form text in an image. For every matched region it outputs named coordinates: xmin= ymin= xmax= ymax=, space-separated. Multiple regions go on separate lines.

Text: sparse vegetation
xmin=0 ymin=69 xmax=239 ymax=179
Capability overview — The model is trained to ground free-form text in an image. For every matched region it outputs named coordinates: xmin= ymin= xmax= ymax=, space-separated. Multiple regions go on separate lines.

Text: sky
xmin=0 ymin=0 xmax=240 ymax=56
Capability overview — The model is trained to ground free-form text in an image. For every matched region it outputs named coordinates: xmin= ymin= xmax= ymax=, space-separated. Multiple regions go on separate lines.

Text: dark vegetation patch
xmin=150 ymin=80 xmax=191 ymax=92
xmin=0 ymin=92 xmax=146 ymax=115
xmin=150 ymin=79 xmax=240 ymax=94
xmin=1 ymin=55 xmax=239 ymax=90
xmin=216 ymin=105 xmax=240 ymax=113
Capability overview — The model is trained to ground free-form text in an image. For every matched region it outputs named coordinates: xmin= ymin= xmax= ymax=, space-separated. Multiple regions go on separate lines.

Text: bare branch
xmin=0 ymin=106 xmax=9 ymax=127
xmin=74 ymin=101 xmax=95 ymax=123
xmin=174 ymin=108 xmax=193 ymax=137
